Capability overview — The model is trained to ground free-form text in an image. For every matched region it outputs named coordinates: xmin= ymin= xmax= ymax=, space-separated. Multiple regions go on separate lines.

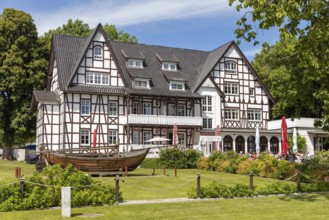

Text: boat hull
xmin=44 ymin=148 xmax=149 ymax=172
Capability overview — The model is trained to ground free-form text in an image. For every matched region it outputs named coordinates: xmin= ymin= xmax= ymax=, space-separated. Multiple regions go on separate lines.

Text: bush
xmin=236 ymin=159 xmax=254 ymax=175
xmin=300 ymin=151 xmax=329 ymax=181
xmin=0 ymin=165 xmax=120 ymax=211
xmin=207 ymin=151 xmax=248 ymax=173
xmin=188 ymin=182 xmax=254 ymax=199
xmin=215 ymin=160 xmax=233 ymax=173
xmin=160 ymin=148 xmax=202 ymax=169
xmin=197 ymin=157 xmax=209 ymax=170
xmin=272 ymin=159 xmax=296 ymax=180
xmin=255 ymin=181 xmax=296 ymax=195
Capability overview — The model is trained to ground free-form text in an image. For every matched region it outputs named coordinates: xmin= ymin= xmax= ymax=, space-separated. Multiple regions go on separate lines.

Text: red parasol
xmin=215 ymin=125 xmax=221 ymax=151
xmin=281 ymin=117 xmax=289 ymax=157
xmin=173 ymin=124 xmax=178 ymax=146
xmin=93 ymin=128 xmax=97 ymax=149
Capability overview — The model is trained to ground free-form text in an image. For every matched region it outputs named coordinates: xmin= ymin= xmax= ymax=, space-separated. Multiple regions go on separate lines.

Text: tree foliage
xmin=288 ymin=133 xmax=307 ymax=153
xmin=0 ymin=10 xmax=138 ymax=152
xmin=40 ymin=19 xmax=137 ymax=58
xmin=0 ymin=9 xmax=47 ymax=149
xmin=230 ymin=0 xmax=329 ymax=130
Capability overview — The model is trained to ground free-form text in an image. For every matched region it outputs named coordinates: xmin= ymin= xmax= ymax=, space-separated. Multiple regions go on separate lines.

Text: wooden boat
xmin=41 ymin=146 xmax=149 ymax=173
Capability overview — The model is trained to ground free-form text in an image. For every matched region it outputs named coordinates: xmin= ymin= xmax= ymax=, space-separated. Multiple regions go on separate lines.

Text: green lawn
xmin=1 ymin=193 xmax=329 ymax=220
xmin=0 ymin=160 xmax=277 ymax=201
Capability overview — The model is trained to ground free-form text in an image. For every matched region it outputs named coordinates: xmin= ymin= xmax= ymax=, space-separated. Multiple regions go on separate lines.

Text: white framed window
xmin=134 ymin=79 xmax=149 ymax=88
xmin=224 ymin=61 xmax=237 ymax=74
xmin=177 ymin=104 xmax=186 ymax=116
xmin=94 ymin=46 xmax=103 ymax=59
xmin=178 ymin=133 xmax=185 ymax=145
xmin=203 ymin=118 xmax=213 ymax=129
xmin=108 ymin=130 xmax=117 ymax=145
xmin=109 ymin=101 xmax=117 ymax=116
xmin=170 ymin=81 xmax=184 ymax=90
xmin=202 ymin=96 xmax=212 ymax=112
xmin=81 ymin=99 xmax=90 ymax=116
xmin=162 ymin=62 xmax=177 ymax=71
xmin=143 ymin=131 xmax=152 ymax=145
xmin=132 ymin=130 xmax=139 ymax=144
xmin=86 ymin=73 xmax=109 ymax=85
xmin=80 ymin=129 xmax=90 ymax=146
xmin=225 ymin=109 xmax=239 ymax=120
xmin=132 ymin=102 xmax=139 ymax=114
xmin=224 ymin=83 xmax=239 ymax=95
xmin=128 ymin=59 xmax=143 ymax=68
xmin=248 ymin=109 xmax=262 ymax=121
xmin=168 ymin=103 xmax=175 ymax=116
xmin=143 ymin=102 xmax=152 ymax=115
xmin=249 ymin=88 xmax=254 ymax=96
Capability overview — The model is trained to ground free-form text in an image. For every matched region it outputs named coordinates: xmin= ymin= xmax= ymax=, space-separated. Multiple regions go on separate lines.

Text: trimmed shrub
xmin=160 ymin=148 xmax=202 ymax=169
xmin=188 ymin=182 xmax=254 ymax=199
xmin=255 ymin=181 xmax=296 ymax=195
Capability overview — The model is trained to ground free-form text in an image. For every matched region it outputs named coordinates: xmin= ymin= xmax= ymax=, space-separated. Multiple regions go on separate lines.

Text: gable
xmin=223 ymin=46 xmax=242 ymax=59
xmin=51 ymin=24 xmax=127 ymax=93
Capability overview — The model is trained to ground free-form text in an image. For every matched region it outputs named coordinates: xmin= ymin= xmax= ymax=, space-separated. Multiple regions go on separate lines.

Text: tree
xmin=251 ymin=37 xmax=322 ymax=119
xmin=288 ymin=134 xmax=307 ymax=153
xmin=0 ymin=9 xmax=47 ymax=159
xmin=40 ymin=19 xmax=137 ymax=60
xmin=230 ymin=0 xmax=329 ymax=130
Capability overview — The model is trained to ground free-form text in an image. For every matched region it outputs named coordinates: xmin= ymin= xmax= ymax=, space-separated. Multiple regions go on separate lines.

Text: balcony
xmin=128 ymin=114 xmax=202 ymax=127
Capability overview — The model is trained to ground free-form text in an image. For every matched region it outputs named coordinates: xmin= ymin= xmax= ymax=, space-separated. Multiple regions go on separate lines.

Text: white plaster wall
xmin=224 ymin=46 xmax=241 ymax=58
xmin=197 ymin=84 xmax=221 ymax=128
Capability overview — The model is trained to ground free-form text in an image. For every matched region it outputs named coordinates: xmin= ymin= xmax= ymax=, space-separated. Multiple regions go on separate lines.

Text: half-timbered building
xmin=32 ymin=24 xmax=282 ymax=155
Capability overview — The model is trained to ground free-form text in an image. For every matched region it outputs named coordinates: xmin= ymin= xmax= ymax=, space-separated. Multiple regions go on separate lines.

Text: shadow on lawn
xmin=278 ymin=193 xmax=329 ymax=202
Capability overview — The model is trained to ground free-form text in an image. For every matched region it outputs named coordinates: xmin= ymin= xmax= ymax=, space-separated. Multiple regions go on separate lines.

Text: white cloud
xmin=33 ymin=0 xmax=233 ymax=35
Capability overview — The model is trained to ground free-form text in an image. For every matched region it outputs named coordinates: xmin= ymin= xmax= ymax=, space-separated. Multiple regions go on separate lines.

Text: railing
xmin=128 ymin=114 xmax=202 ymax=126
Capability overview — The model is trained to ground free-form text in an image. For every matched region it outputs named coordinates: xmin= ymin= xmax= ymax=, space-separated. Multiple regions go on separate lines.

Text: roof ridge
xmin=53 ymin=33 xmax=87 ymax=39
xmin=109 ymin=39 xmax=211 ymax=53
xmin=209 ymin=40 xmax=234 ymax=53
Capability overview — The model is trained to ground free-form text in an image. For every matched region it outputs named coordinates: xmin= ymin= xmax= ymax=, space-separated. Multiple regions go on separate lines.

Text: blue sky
xmin=0 ymin=0 xmax=280 ymax=60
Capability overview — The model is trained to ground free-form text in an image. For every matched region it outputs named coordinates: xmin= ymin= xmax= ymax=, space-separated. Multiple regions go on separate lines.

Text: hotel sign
xmin=200 ymin=136 xmax=221 ymax=142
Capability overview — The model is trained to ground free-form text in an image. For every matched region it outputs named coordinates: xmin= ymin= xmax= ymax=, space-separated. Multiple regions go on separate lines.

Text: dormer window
xmin=170 ymin=81 xmax=185 ymax=90
xmin=128 ymin=59 xmax=143 ymax=68
xmin=162 ymin=62 xmax=177 ymax=71
xmin=224 ymin=61 xmax=237 ymax=74
xmin=94 ymin=46 xmax=103 ymax=59
xmin=134 ymin=78 xmax=150 ymax=88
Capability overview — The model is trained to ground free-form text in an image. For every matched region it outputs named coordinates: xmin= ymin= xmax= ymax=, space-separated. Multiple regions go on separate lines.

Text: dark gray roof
xmin=50 ymin=24 xmax=273 ymax=102
xmin=127 ymin=68 xmax=152 ymax=79
xmin=156 ymin=52 xmax=180 ymax=63
xmin=31 ymin=90 xmax=60 ymax=109
xmin=52 ymin=34 xmax=85 ymax=91
xmin=33 ymin=90 xmax=60 ymax=102
xmin=192 ymin=41 xmax=232 ymax=92
xmin=163 ymin=71 xmax=186 ymax=82
xmin=121 ymin=49 xmax=145 ymax=60
xmin=67 ymin=84 xmax=127 ymax=95
xmin=110 ymin=40 xmax=209 ymax=98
